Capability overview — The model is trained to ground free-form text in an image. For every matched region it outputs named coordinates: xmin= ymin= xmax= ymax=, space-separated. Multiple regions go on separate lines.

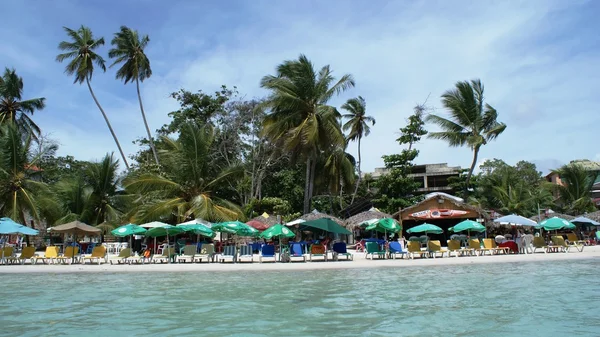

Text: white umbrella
xmin=140 ymin=222 xmax=170 ymax=253
xmin=493 ymin=214 xmax=538 ymax=227
xmin=285 ymin=219 xmax=306 ymax=227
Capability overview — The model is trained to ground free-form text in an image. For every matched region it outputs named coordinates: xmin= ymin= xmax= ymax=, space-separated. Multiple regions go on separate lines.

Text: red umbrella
xmin=246 ymin=220 xmax=270 ymax=231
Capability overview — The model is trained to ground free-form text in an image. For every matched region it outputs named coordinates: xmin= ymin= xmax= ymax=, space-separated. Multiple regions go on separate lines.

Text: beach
xmin=1 ymin=245 xmax=599 ymax=274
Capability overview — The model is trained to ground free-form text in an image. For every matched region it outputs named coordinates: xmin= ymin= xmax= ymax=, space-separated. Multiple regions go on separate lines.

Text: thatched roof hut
xmin=393 ymin=194 xmax=489 ymax=223
xmin=250 ymin=214 xmax=279 ymax=227
xmin=345 ymin=209 xmax=392 ymax=228
xmin=580 ymin=211 xmax=600 ymax=222
xmin=299 ymin=210 xmax=344 ymax=226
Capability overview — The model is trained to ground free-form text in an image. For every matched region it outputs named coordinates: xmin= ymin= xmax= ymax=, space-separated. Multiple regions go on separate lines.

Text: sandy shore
xmin=1 ymin=245 xmax=599 ymax=274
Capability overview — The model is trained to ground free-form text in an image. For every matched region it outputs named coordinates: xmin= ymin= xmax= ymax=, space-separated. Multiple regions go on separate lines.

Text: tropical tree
xmin=0 ymin=68 xmax=46 ymax=138
xmin=321 ymin=144 xmax=356 ymax=209
xmin=125 ymin=123 xmax=244 ymax=223
xmin=553 ymin=164 xmax=596 ymax=215
xmin=56 ymin=25 xmax=130 ymax=169
xmin=261 ymin=54 xmax=355 ymax=213
xmin=108 ymin=26 xmax=158 ymax=166
xmin=426 ymin=79 xmax=506 ymax=195
xmin=85 ymin=153 xmax=126 ymax=225
xmin=342 ymin=96 xmax=375 ymax=204
xmin=0 ymin=124 xmax=53 ymax=227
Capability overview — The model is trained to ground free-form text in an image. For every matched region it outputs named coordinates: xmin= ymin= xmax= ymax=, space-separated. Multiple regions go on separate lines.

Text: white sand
xmin=1 ymin=246 xmax=598 ymax=274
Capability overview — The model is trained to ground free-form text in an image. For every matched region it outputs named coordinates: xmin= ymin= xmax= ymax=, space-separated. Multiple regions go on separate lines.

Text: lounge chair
xmin=259 ymin=244 xmax=276 ymax=263
xmin=153 ymin=247 xmax=175 ymax=263
xmin=566 ymin=233 xmax=586 ymax=248
xmin=33 ymin=246 xmax=59 ymax=265
xmin=446 ymin=239 xmax=472 ymax=257
xmin=109 ymin=248 xmax=134 ymax=264
xmin=195 ymin=244 xmax=215 ymax=263
xmin=407 ymin=241 xmax=428 ymax=259
xmin=82 ymin=246 xmax=107 ymax=265
xmin=289 ymin=243 xmax=306 ymax=262
xmin=547 ymin=236 xmax=566 ymax=253
xmin=218 ymin=245 xmax=236 ymax=263
xmin=365 ymin=242 xmax=385 ymax=260
xmin=176 ymin=245 xmax=197 ymax=263
xmin=479 ymin=238 xmax=502 ymax=255
xmin=1 ymin=246 xmax=14 ymax=264
xmin=332 ymin=242 xmax=353 ymax=261
xmin=427 ymin=240 xmax=447 ymax=258
xmin=533 ymin=237 xmax=549 ymax=253
xmin=388 ymin=241 xmax=407 ymax=259
xmin=237 ymin=245 xmax=254 ymax=263
xmin=552 ymin=236 xmax=581 ymax=252
xmin=56 ymin=246 xmax=80 ymax=264
xmin=468 ymin=239 xmax=483 ymax=256
xmin=489 ymin=239 xmax=509 ymax=255
xmin=309 ymin=244 xmax=327 ymax=262
xmin=6 ymin=246 xmax=36 ymax=265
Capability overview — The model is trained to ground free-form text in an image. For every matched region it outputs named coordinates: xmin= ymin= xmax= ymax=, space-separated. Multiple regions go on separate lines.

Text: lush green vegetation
xmin=0 ymin=25 xmax=596 ymax=231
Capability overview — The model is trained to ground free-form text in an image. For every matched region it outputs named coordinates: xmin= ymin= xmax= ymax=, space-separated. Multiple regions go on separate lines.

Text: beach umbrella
xmin=359 ymin=218 xmax=379 ymax=228
xmin=406 ymin=223 xmax=443 ymax=235
xmin=48 ymin=221 xmax=101 ymax=236
xmin=176 ymin=223 xmax=215 ymax=238
xmin=212 ymin=221 xmax=259 ymax=237
xmin=449 ymin=220 xmax=486 ymax=233
xmin=111 ymin=224 xmax=147 ymax=256
xmin=535 ymin=217 xmax=576 ymax=231
xmin=493 ymin=214 xmax=538 ymax=227
xmin=285 ymin=219 xmax=306 ymax=227
xmin=0 ymin=217 xmax=39 ymax=235
xmin=145 ymin=225 xmax=184 ymax=264
xmin=571 ymin=216 xmax=600 ymax=226
xmin=365 ymin=218 xmax=401 ymax=233
xmin=139 ymin=221 xmax=170 ymax=229
xmin=259 ymin=224 xmax=295 ymax=240
xmin=299 ymin=217 xmax=351 ymax=235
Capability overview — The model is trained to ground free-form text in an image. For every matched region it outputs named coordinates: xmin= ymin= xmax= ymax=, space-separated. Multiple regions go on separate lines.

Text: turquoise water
xmin=1 ymin=259 xmax=599 ymax=336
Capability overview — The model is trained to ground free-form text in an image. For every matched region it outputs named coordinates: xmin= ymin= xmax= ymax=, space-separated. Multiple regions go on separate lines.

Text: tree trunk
xmin=351 ymin=136 xmax=362 ymax=204
xmin=465 ymin=145 xmax=480 ymax=197
xmin=136 ymin=78 xmax=159 ymax=166
xmin=303 ymin=158 xmax=312 ymax=214
xmin=86 ymin=77 xmax=129 ymax=169
xmin=308 ymin=158 xmax=317 ymax=211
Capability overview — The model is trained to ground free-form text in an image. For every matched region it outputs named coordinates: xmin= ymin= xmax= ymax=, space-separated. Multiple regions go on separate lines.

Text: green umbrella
xmin=145 ymin=225 xmax=184 ymax=264
xmin=365 ymin=218 xmax=402 ymax=233
xmin=449 ymin=220 xmax=486 ymax=233
xmin=260 ymin=224 xmax=295 ymax=240
xmin=359 ymin=219 xmax=379 ymax=228
xmin=176 ymin=224 xmax=214 ymax=238
xmin=111 ymin=223 xmax=147 ymax=237
xmin=536 ymin=217 xmax=576 ymax=231
xmin=299 ymin=218 xmax=351 ymax=235
xmin=212 ymin=221 xmax=259 ymax=236
xmin=406 ymin=223 xmax=443 ymax=234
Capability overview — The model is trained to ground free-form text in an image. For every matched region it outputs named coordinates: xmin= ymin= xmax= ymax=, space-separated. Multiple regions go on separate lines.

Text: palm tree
xmin=0 ymin=68 xmax=46 ymax=138
xmin=56 ymin=25 xmax=130 ymax=169
xmin=108 ymin=26 xmax=159 ymax=166
xmin=85 ymin=153 xmax=127 ymax=225
xmin=553 ymin=164 xmax=596 ymax=215
xmin=426 ymin=79 xmax=506 ymax=195
xmin=124 ymin=123 xmax=243 ymax=223
xmin=322 ymin=144 xmax=356 ymax=209
xmin=0 ymin=124 xmax=53 ymax=226
xmin=261 ymin=54 xmax=354 ymax=213
xmin=341 ymin=96 xmax=375 ymax=204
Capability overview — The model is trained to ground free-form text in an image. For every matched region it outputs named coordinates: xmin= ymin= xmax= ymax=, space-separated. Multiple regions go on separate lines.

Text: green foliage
xmin=245 ymin=197 xmax=292 ymax=217
xmin=553 ymin=164 xmax=596 ymax=215
xmin=108 ymin=26 xmax=152 ymax=84
xmin=0 ymin=68 xmax=46 ymax=138
xmin=56 ymin=26 xmax=106 ymax=84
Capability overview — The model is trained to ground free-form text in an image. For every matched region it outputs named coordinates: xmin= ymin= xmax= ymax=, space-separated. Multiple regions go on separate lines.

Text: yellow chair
xmin=446 ymin=239 xmax=472 ymax=257
xmin=56 ymin=246 xmax=80 ymax=264
xmin=109 ymin=248 xmax=133 ymax=264
xmin=427 ymin=240 xmax=447 ymax=258
xmin=481 ymin=239 xmax=499 ymax=255
xmin=33 ymin=246 xmax=60 ymax=264
xmin=407 ymin=241 xmax=429 ymax=259
xmin=551 ymin=236 xmax=579 ymax=253
xmin=468 ymin=239 xmax=483 ymax=256
xmin=194 ymin=244 xmax=214 ymax=263
xmin=533 ymin=237 xmax=548 ymax=253
xmin=82 ymin=246 xmax=106 ymax=265
xmin=1 ymin=246 xmax=14 ymax=264
xmin=7 ymin=246 xmax=36 ymax=265
xmin=490 ymin=240 xmax=509 ymax=255
xmin=566 ymin=233 xmax=586 ymax=248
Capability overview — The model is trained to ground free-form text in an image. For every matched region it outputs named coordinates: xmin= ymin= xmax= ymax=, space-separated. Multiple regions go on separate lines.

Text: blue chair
xmin=289 ymin=243 xmax=306 ymax=262
xmin=388 ymin=241 xmax=408 ymax=259
xmin=259 ymin=244 xmax=276 ymax=263
xmin=332 ymin=242 xmax=353 ymax=261
xmin=85 ymin=243 xmax=96 ymax=254
xmin=196 ymin=242 xmax=203 ymax=254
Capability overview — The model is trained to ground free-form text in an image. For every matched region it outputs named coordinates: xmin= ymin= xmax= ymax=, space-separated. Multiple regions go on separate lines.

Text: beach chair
xmin=468 ymin=239 xmax=483 ymax=256
xmin=237 ymin=245 xmax=254 ymax=263
xmin=195 ymin=244 xmax=215 ymax=263
xmin=407 ymin=241 xmax=428 ymax=259
xmin=365 ymin=242 xmax=385 ymax=260
xmin=480 ymin=238 xmax=500 ymax=255
xmin=109 ymin=248 xmax=133 ymax=264
xmin=176 ymin=245 xmax=197 ymax=263
xmin=259 ymin=244 xmax=276 ymax=263
xmin=82 ymin=246 xmax=107 ymax=265
xmin=388 ymin=241 xmax=407 ymax=259
xmin=1 ymin=246 xmax=14 ymax=264
xmin=489 ymin=239 xmax=510 ymax=255
xmin=153 ymin=247 xmax=175 ymax=263
xmin=289 ymin=243 xmax=306 ymax=262
xmin=309 ymin=244 xmax=327 ymax=262
xmin=552 ymin=236 xmax=579 ymax=253
xmin=446 ymin=239 xmax=471 ymax=257
xmin=219 ymin=245 xmax=236 ymax=263
xmin=56 ymin=246 xmax=80 ymax=264
xmin=427 ymin=240 xmax=447 ymax=258
xmin=33 ymin=246 xmax=59 ymax=265
xmin=6 ymin=246 xmax=36 ymax=265
xmin=566 ymin=233 xmax=586 ymax=248
xmin=332 ymin=242 xmax=353 ymax=261
xmin=533 ymin=237 xmax=549 ymax=253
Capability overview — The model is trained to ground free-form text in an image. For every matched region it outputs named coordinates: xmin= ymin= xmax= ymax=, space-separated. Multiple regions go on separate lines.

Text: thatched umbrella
xmin=299 ymin=210 xmax=344 ymax=226
xmin=345 ymin=209 xmax=392 ymax=229
xmin=250 ymin=214 xmax=279 ymax=227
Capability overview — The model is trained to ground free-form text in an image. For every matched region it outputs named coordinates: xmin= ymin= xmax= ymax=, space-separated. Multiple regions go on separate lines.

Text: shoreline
xmin=1 ymin=246 xmax=599 ymax=274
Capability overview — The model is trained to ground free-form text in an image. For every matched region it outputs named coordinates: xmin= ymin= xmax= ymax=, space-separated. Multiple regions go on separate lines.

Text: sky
xmin=1 ymin=0 xmax=599 ymax=175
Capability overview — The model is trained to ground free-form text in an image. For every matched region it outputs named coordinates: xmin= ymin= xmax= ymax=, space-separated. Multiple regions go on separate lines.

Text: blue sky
xmin=1 ymin=0 xmax=599 ymax=174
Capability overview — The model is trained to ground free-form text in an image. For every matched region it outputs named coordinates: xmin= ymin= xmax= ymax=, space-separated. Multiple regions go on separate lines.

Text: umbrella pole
xmin=167 ymin=233 xmax=171 ymax=264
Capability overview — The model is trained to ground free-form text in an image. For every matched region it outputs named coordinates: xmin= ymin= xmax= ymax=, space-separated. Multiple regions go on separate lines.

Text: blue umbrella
xmin=571 ymin=216 xmax=600 ymax=226
xmin=493 ymin=214 xmax=537 ymax=227
xmin=0 ymin=218 xmax=39 ymax=235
